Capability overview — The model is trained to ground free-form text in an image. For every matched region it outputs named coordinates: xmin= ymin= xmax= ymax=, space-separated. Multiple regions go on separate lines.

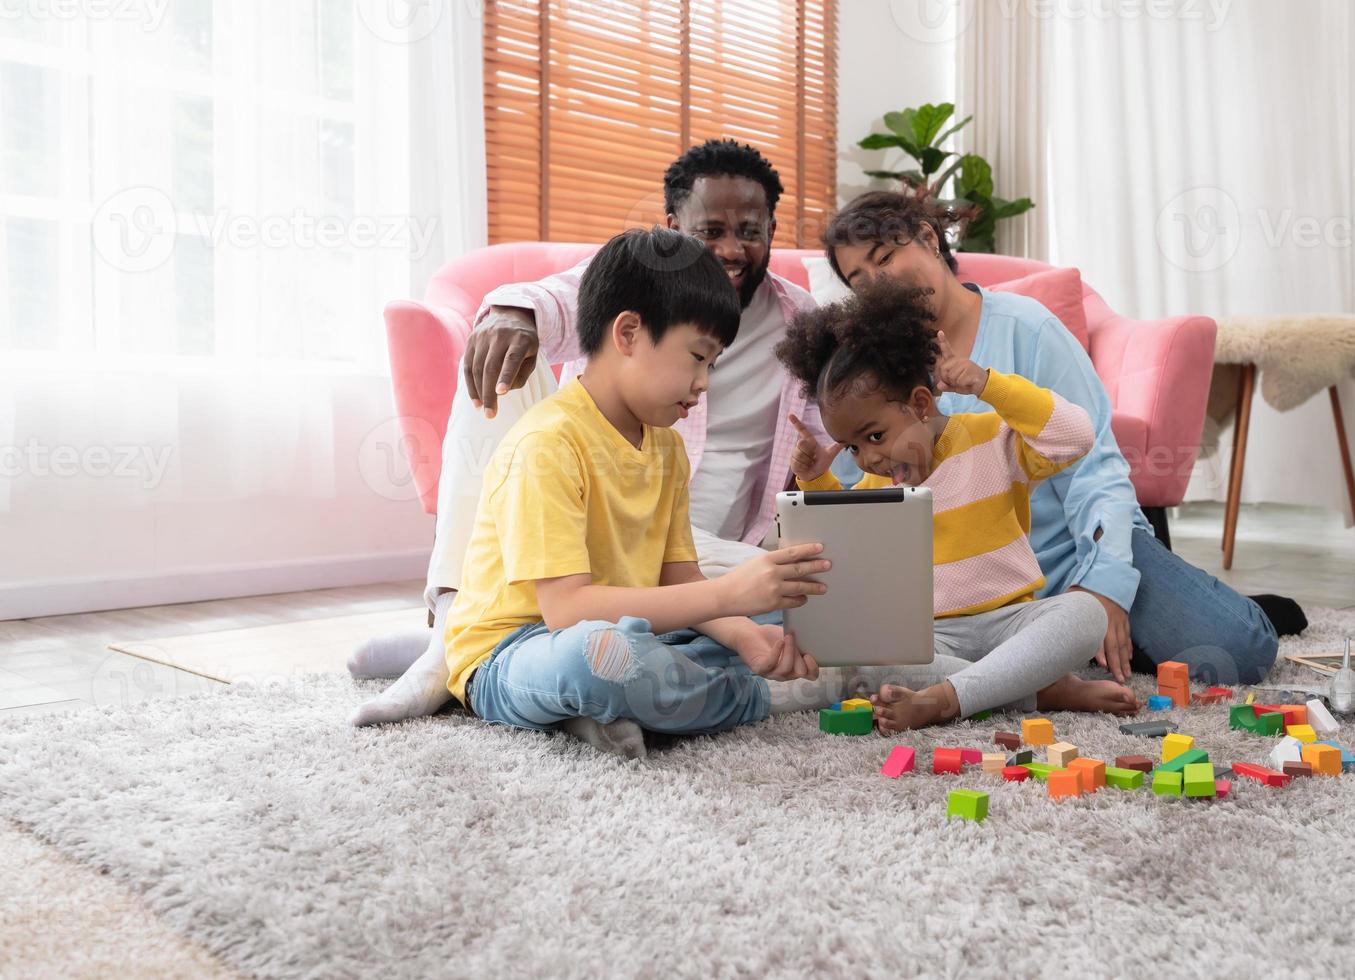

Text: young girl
xmin=775 ymin=281 xmax=1139 ymax=731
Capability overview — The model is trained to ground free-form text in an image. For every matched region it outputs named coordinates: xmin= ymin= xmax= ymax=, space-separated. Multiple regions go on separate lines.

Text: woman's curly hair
xmin=774 ymin=279 xmax=941 ymax=407
xmin=822 ymin=190 xmax=967 ymax=283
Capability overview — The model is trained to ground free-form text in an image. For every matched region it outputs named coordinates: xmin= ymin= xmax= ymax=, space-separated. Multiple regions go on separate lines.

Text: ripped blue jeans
xmin=467 ymin=616 xmax=771 ymax=735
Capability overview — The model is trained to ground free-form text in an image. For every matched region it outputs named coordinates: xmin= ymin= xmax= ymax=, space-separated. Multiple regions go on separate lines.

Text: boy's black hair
xmin=822 ymin=191 xmax=962 ymax=280
xmin=663 ymin=139 xmax=784 ymax=217
xmin=576 ymin=227 xmax=741 ymax=356
xmin=774 ymin=279 xmax=940 ymax=407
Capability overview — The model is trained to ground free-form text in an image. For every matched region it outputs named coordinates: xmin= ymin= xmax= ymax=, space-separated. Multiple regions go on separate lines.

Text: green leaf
xmin=931 ymin=156 xmax=965 ymax=195
xmin=992 ymin=196 xmax=1035 ymax=219
xmin=883 ymin=110 xmax=913 ymax=138
xmin=958 ymin=232 xmax=997 ymax=253
xmin=911 ymin=102 xmax=955 ymax=147
xmin=862 ymin=170 xmax=907 ymax=181
xmin=955 ymin=154 xmax=994 ymax=199
xmin=917 ymin=146 xmax=951 ymax=176
xmin=933 ymin=114 xmax=973 ymax=147
xmin=858 ymin=133 xmax=907 ymax=151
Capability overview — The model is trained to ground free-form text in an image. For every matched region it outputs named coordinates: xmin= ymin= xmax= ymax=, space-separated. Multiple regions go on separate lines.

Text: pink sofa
xmin=386 ymin=243 xmax=1216 ymax=519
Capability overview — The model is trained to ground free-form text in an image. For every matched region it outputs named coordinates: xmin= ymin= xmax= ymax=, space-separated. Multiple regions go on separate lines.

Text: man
xmin=349 ymin=139 xmax=832 ymax=732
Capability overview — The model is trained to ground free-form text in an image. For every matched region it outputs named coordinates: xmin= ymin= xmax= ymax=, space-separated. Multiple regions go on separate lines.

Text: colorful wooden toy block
xmin=1105 ymin=766 xmax=1145 ymax=790
xmin=1115 ymin=755 xmax=1155 ymax=773
xmin=1287 ymin=723 xmax=1318 ymax=744
xmin=1067 ymin=758 xmax=1106 ymax=793
xmin=946 ymin=789 xmax=988 ymax=822
xmin=994 ymin=731 xmax=1022 ymax=751
xmin=1267 ymin=736 xmax=1303 ymax=771
xmin=1161 ymin=733 xmax=1194 ymax=763
xmin=1306 ymin=699 xmax=1339 ymax=734
xmin=981 ymin=752 xmax=1007 ymax=774
xmin=1001 ymin=765 xmax=1030 ymax=782
xmin=1251 ymin=703 xmax=1285 ymax=719
xmin=1021 ymin=762 xmax=1061 ymax=781
xmin=1302 ymin=743 xmax=1341 ymax=777
xmin=1048 ymin=770 xmax=1082 ymax=800
xmin=1197 ymin=686 xmax=1233 ymax=704
xmin=1119 ymin=721 xmax=1175 ymax=737
xmin=1283 ymin=760 xmax=1313 ymax=778
xmin=1156 ymin=748 xmax=1209 ymax=775
xmin=1183 ymin=761 xmax=1216 ymax=798
xmin=1022 ymin=718 xmax=1054 ymax=746
xmin=933 ymin=748 xmax=964 ymax=775
xmin=1232 ymin=762 xmax=1292 ymax=788
xmin=1245 ymin=691 xmax=1256 ymax=705
xmin=840 ymin=698 xmax=873 ymax=712
xmin=1047 ymin=742 xmax=1078 ymax=768
xmin=1256 ymin=712 xmax=1285 ymax=736
xmin=959 ymin=748 xmax=983 ymax=766
xmin=969 ymin=710 xmax=993 ymax=722
xmin=1158 ymin=661 xmax=1189 ymax=687
xmin=1215 ymin=779 xmax=1232 ymax=800
xmin=1147 ymin=695 xmax=1174 ymax=711
xmin=820 ymin=707 xmax=874 ymax=735
xmin=1008 ymin=750 xmax=1034 ymax=766
xmin=1230 ymin=705 xmax=1260 ymax=732
xmin=1315 ymin=740 xmax=1355 ymax=772
xmin=880 ymin=746 xmax=916 ymax=778
xmin=1152 ymin=770 xmax=1183 ymax=796
xmin=1278 ymin=705 xmax=1308 ymax=727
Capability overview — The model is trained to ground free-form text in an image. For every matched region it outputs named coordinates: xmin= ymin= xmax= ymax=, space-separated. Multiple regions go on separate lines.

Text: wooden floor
xmin=2 ymin=502 xmax=1353 ymax=720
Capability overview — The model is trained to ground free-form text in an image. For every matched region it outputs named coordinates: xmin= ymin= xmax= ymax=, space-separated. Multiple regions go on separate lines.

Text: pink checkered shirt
xmin=475 ymin=258 xmax=827 ymax=546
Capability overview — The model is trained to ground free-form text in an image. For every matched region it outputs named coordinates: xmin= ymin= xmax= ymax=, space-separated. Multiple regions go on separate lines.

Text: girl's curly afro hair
xmin=774 ymin=279 xmax=941 ymax=407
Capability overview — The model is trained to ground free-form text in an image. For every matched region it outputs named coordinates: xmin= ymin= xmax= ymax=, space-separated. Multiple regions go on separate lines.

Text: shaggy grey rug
xmin=3 ymin=611 xmax=1354 ymax=979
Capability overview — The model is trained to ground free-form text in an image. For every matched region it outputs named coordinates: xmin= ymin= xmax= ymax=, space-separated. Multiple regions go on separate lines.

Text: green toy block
xmin=1104 ymin=766 xmax=1145 ymax=790
xmin=1020 ymin=762 xmax=1061 ymax=782
xmin=1155 ymin=748 xmax=1209 ymax=775
xmin=946 ymin=789 xmax=989 ymax=823
xmin=1230 ymin=705 xmax=1260 ymax=732
xmin=1256 ymin=711 xmax=1285 ymax=736
xmin=969 ymin=709 xmax=993 ymax=722
xmin=1183 ymin=761 xmax=1216 ymax=798
xmin=1152 ymin=770 xmax=1184 ymax=796
xmin=819 ymin=707 xmax=873 ymax=735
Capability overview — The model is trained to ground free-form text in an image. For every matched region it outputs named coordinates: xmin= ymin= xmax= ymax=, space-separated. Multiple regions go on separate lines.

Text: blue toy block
xmin=1147 ymin=695 xmax=1173 ymax=711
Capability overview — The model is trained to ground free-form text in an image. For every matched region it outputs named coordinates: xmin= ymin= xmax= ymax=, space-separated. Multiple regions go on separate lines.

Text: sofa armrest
xmin=1088 ymin=312 xmax=1218 ymax=505
xmin=384 ymin=300 xmax=471 ymax=515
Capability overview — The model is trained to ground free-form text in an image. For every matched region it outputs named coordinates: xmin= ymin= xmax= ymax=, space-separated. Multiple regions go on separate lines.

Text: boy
xmin=443 ymin=228 xmax=834 ymax=759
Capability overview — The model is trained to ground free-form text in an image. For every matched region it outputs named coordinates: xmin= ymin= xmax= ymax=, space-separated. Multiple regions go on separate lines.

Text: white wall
xmin=837 ymin=1 xmax=958 ymax=204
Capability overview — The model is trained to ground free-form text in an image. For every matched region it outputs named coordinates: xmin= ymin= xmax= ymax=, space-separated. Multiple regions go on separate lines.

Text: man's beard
xmin=737 ymin=250 xmax=772 ymax=308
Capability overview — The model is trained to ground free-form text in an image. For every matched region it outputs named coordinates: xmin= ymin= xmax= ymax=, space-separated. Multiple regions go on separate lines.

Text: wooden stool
xmin=1223 ymin=366 xmax=1355 ymax=569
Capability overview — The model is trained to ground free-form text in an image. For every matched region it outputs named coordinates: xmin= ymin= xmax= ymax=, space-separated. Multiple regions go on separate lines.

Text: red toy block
xmin=1001 ymin=765 xmax=1029 ymax=782
xmin=1251 ymin=703 xmax=1285 ymax=719
xmin=880 ymin=746 xmax=916 ymax=779
xmin=1232 ymin=762 xmax=1292 ymax=788
xmin=1283 ymin=760 xmax=1313 ymax=778
xmin=933 ymin=748 xmax=963 ymax=775
xmin=993 ymin=731 xmax=1022 ymax=751
xmin=959 ymin=748 xmax=983 ymax=766
xmin=1214 ymin=779 xmax=1231 ymax=800
xmin=1157 ymin=661 xmax=1189 ymax=689
xmin=1205 ymin=686 xmax=1233 ymax=700
xmin=1114 ymin=755 xmax=1154 ymax=773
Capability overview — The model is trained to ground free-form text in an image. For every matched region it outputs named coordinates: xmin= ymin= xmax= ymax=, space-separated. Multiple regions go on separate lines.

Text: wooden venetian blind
xmin=483 ymin=0 xmax=837 ymax=248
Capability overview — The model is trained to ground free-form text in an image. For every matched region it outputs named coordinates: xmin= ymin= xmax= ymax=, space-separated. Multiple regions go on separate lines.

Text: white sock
xmin=348 ymin=592 xmax=457 ymax=727
xmin=559 ymin=717 xmax=647 ymax=760
xmin=766 ymin=667 xmax=853 ymax=715
xmin=347 ymin=628 xmax=433 ymax=680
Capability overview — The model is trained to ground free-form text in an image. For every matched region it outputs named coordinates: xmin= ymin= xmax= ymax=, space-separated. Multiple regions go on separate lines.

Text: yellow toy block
xmin=1161 ymin=732 xmax=1194 ymax=763
xmin=1302 ymin=743 xmax=1341 ymax=777
xmin=1287 ymin=724 xmax=1317 ymax=744
xmin=1022 ymin=718 xmax=1054 ymax=746
xmin=1047 ymin=742 xmax=1079 ymax=767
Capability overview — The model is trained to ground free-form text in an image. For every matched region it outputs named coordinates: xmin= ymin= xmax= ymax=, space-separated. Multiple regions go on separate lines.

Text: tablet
xmin=775 ymin=487 xmax=934 ymax=667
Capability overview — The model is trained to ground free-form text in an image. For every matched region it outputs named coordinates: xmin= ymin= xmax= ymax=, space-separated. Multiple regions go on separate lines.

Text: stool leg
xmin=1222 ymin=364 xmax=1256 ymax=570
xmin=1331 ymin=386 xmax=1355 ymax=521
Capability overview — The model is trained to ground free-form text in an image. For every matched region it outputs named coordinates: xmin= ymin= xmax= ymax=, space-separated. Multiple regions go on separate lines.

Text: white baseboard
xmin=1 ymin=550 xmax=430 ymax=621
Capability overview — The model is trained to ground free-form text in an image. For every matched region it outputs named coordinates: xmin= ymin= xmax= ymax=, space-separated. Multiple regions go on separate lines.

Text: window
xmin=483 ymin=0 xmax=837 ymax=248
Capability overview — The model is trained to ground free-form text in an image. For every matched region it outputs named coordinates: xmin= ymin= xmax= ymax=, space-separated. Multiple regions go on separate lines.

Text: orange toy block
xmin=1022 ymin=718 xmax=1055 ymax=746
xmin=1159 ymin=683 xmax=1190 ymax=708
xmin=1279 ymin=705 xmax=1308 ymax=727
xmin=1302 ymin=743 xmax=1341 ymax=777
xmin=1048 ymin=769 xmax=1082 ymax=801
xmin=1157 ymin=661 xmax=1189 ymax=688
xmin=1067 ymin=758 xmax=1106 ymax=793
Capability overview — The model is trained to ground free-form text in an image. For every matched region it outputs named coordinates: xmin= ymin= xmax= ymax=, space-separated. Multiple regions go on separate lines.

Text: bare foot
xmin=1036 ymin=674 xmax=1139 ymax=716
xmin=871 ymin=682 xmax=960 ymax=733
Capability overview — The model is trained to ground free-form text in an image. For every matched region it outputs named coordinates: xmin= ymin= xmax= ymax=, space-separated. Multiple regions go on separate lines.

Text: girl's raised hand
xmin=933 ymin=330 xmax=990 ymax=396
xmin=788 ymin=413 xmax=845 ymax=483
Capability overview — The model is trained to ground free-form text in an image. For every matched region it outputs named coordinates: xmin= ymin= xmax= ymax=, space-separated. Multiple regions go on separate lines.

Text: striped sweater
xmin=800 ymin=369 xmax=1095 ymax=618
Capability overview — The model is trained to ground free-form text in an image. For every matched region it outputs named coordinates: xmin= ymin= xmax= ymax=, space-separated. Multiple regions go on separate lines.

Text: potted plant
xmin=858 ymin=102 xmax=1033 ymax=253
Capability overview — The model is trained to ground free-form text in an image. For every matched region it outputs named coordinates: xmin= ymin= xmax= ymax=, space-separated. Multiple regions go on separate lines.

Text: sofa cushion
xmin=986 ymin=267 xmax=1091 ymax=352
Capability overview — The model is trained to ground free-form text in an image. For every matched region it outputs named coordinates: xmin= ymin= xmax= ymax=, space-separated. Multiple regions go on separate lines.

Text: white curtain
xmin=1041 ymin=0 xmax=1355 ymax=523
xmin=0 ymin=3 xmax=484 ymax=617
xmin=957 ymin=0 xmax=1051 ymax=259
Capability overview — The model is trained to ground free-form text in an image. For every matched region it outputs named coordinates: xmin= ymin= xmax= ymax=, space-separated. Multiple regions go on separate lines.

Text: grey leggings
xmin=860 ymin=592 xmax=1108 ymax=718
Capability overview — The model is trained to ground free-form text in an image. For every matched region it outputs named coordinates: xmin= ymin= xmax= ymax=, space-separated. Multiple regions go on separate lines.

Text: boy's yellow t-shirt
xmin=443 ymin=378 xmax=698 ymax=705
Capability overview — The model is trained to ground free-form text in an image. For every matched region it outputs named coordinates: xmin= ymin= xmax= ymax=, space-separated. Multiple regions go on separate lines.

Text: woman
xmin=821 ymin=191 xmax=1294 ymax=686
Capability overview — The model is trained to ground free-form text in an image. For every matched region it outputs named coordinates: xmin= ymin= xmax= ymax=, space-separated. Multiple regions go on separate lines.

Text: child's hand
xmin=717 ymin=543 xmax=831 ymax=617
xmin=788 ymin=414 xmax=845 ymax=483
xmin=933 ymin=330 xmax=989 ymax=396
xmin=730 ymin=621 xmax=820 ymax=681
